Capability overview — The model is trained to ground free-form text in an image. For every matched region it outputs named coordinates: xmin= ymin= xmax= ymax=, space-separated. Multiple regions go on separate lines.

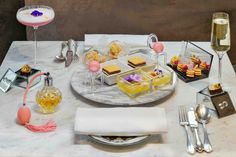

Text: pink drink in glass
xmin=17 ymin=7 xmax=55 ymax=28
xmin=16 ymin=6 xmax=55 ymax=65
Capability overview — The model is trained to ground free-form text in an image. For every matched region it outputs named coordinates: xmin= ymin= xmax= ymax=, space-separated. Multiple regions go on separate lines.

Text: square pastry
xmin=100 ymin=60 xmax=132 ymax=85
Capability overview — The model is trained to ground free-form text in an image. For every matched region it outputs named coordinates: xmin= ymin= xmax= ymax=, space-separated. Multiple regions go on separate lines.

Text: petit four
xmin=128 ymin=56 xmax=146 ymax=68
xmin=147 ymin=69 xmax=171 ymax=87
xmin=85 ymin=50 xmax=106 ymax=63
xmin=148 ymin=71 xmax=158 ymax=78
xmin=199 ymin=61 xmax=210 ymax=70
xmin=194 ymin=68 xmax=202 ymax=76
xmin=20 ymin=64 xmax=31 ymax=74
xmin=177 ymin=63 xmax=188 ymax=72
xmin=186 ymin=69 xmax=195 ymax=78
xmin=208 ymin=83 xmax=223 ymax=95
xmin=102 ymin=64 xmax=121 ymax=75
xmin=109 ymin=42 xmax=123 ymax=59
xmin=191 ymin=55 xmax=201 ymax=65
xmin=170 ymin=56 xmax=179 ymax=67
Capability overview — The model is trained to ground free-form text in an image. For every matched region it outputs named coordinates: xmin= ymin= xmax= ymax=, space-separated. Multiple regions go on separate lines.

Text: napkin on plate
xmin=74 ymin=107 xmax=168 ymax=136
xmin=84 ymin=34 xmax=149 ymax=48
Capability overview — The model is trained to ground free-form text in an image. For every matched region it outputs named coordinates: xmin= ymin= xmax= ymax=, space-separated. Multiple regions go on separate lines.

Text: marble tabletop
xmin=0 ymin=41 xmax=236 ymax=157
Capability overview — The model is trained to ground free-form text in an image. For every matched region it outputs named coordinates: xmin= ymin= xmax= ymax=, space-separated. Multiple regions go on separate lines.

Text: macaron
xmin=88 ymin=60 xmax=100 ymax=73
xmin=152 ymin=42 xmax=164 ymax=53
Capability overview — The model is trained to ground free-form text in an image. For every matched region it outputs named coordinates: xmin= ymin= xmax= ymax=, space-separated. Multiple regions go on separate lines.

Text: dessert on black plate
xmin=167 ymin=41 xmax=213 ymax=83
xmin=208 ymin=83 xmax=223 ymax=95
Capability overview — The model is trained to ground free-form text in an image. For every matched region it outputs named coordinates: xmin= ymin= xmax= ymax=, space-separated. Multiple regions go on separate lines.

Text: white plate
xmin=89 ymin=135 xmax=150 ymax=146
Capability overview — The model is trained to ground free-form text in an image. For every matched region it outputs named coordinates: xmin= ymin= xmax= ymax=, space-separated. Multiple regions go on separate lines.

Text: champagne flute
xmin=211 ymin=12 xmax=230 ymax=84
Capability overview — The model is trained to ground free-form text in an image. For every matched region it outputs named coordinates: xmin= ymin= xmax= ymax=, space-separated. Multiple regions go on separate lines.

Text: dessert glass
xmin=117 ymin=69 xmax=151 ymax=98
xmin=141 ymin=65 xmax=172 ymax=91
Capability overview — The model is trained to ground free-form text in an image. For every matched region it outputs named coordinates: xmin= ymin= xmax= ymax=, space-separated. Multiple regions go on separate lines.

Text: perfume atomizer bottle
xmin=17 ymin=72 xmax=59 ymax=132
xmin=36 ymin=73 xmax=62 ymax=114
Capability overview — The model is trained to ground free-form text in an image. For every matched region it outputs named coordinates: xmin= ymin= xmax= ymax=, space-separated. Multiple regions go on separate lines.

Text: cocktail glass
xmin=17 ymin=5 xmax=55 ymax=65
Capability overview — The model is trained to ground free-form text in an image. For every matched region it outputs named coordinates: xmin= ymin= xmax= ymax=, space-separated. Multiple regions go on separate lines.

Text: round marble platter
xmin=70 ymin=66 xmax=177 ymax=106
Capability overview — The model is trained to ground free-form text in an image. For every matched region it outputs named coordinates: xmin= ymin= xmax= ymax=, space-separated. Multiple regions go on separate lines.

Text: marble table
xmin=0 ymin=41 xmax=236 ymax=157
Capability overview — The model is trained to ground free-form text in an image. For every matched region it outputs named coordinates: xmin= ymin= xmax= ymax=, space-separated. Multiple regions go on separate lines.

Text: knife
xmin=188 ymin=107 xmax=204 ymax=152
xmin=65 ymin=39 xmax=74 ymax=67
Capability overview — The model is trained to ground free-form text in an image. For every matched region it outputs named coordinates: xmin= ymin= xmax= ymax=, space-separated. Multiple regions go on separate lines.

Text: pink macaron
xmin=152 ymin=42 xmax=164 ymax=54
xmin=88 ymin=60 xmax=100 ymax=73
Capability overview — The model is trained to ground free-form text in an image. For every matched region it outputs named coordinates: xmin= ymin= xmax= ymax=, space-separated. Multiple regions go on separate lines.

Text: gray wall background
xmin=0 ymin=0 xmax=26 ymax=65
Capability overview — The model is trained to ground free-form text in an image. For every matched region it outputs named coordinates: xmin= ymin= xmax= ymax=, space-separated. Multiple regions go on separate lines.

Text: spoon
xmin=55 ymin=41 xmax=67 ymax=62
xmin=195 ymin=104 xmax=213 ymax=153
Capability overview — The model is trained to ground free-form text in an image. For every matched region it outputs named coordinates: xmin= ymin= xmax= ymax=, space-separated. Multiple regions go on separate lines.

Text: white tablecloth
xmin=0 ymin=41 xmax=235 ymax=157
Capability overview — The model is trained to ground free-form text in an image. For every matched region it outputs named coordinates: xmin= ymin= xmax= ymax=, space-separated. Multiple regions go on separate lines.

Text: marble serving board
xmin=70 ymin=66 xmax=177 ymax=106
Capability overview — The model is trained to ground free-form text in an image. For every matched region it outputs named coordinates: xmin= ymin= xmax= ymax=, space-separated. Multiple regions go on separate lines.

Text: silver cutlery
xmin=196 ymin=104 xmax=213 ymax=153
xmin=65 ymin=39 xmax=74 ymax=67
xmin=188 ymin=107 xmax=204 ymax=153
xmin=74 ymin=41 xmax=79 ymax=61
xmin=55 ymin=41 xmax=67 ymax=62
xmin=178 ymin=105 xmax=195 ymax=154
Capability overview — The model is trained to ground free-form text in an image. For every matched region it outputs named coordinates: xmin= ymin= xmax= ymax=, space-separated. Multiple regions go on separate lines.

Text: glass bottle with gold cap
xmin=36 ymin=73 xmax=62 ymax=114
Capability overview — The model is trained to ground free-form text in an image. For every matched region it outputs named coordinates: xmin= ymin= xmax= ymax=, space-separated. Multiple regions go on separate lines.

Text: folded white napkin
xmin=84 ymin=34 xmax=149 ymax=47
xmin=74 ymin=107 xmax=168 ymax=136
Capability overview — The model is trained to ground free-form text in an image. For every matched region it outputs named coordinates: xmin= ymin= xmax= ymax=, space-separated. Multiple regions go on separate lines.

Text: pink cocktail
xmin=16 ymin=5 xmax=55 ymax=65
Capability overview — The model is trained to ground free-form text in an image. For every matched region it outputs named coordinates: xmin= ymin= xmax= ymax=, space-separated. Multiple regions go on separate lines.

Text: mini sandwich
xmin=186 ymin=69 xmax=195 ymax=78
xmin=128 ymin=56 xmax=146 ymax=68
xmin=102 ymin=64 xmax=121 ymax=75
xmin=177 ymin=63 xmax=188 ymax=72
xmin=194 ymin=68 xmax=202 ymax=76
xmin=191 ymin=56 xmax=201 ymax=64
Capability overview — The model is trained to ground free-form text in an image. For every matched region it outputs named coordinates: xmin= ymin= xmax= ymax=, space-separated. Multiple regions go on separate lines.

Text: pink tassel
xmin=25 ymin=120 xmax=56 ymax=132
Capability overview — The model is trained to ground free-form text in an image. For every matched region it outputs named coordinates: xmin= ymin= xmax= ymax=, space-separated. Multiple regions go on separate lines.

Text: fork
xmin=74 ymin=41 xmax=79 ymax=61
xmin=179 ymin=105 xmax=195 ymax=154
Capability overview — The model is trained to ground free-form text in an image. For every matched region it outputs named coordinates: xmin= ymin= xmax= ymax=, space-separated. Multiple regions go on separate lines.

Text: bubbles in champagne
xmin=211 ymin=18 xmax=230 ymax=52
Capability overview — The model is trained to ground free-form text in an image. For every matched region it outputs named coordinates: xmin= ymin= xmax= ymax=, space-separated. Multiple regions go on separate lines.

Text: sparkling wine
xmin=210 ymin=12 xmax=231 ymax=85
xmin=211 ymin=18 xmax=230 ymax=52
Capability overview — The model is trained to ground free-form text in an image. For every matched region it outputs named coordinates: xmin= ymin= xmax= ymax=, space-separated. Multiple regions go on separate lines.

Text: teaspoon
xmin=195 ymin=104 xmax=213 ymax=153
